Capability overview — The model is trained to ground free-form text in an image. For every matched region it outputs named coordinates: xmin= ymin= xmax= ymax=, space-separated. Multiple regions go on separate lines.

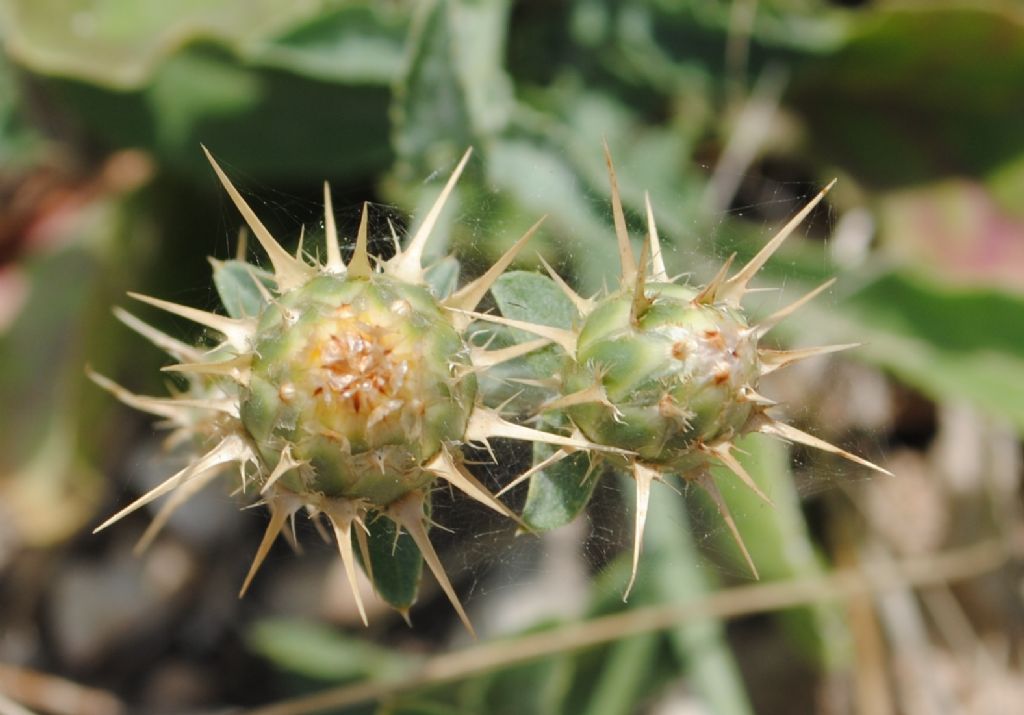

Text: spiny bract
xmin=475 ymin=144 xmax=891 ymax=596
xmin=90 ymin=148 xmax=613 ymax=634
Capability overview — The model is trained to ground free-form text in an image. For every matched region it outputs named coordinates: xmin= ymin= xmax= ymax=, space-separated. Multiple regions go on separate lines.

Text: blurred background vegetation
xmin=1 ymin=1 xmax=1022 ymax=713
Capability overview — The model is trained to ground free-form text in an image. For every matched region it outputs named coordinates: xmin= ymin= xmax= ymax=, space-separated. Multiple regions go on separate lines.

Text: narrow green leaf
xmin=522 ymin=445 xmax=597 ymax=532
xmin=560 ymin=557 xmax=644 ymax=715
xmin=462 ymin=645 xmax=574 ymax=715
xmin=708 ymin=434 xmax=853 ymax=669
xmin=637 ymin=475 xmax=755 ymax=715
xmin=212 ymin=260 xmax=275 ymax=319
xmin=360 ymin=511 xmax=423 ymax=610
xmin=247 ymin=617 xmax=413 ymax=682
xmin=392 ymin=0 xmax=473 ymax=169
xmin=379 ymin=699 xmax=463 ymax=715
xmin=577 ymin=628 xmax=660 ymax=715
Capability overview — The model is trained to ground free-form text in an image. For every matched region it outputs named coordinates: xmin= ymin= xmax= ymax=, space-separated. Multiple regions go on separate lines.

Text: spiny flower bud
xmin=243 ymin=274 xmax=476 ymax=506
xmin=89 ymin=148 xmax=609 ymax=634
xmin=479 ymin=143 xmax=891 ymax=597
xmin=564 ymin=282 xmax=761 ymax=471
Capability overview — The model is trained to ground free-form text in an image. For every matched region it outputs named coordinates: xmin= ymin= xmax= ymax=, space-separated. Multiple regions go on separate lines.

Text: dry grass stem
xmin=242 ymin=536 xmax=1018 ymax=715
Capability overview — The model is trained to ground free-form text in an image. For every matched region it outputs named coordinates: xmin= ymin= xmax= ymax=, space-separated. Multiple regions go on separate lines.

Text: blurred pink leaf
xmin=879 ymin=180 xmax=1024 ymax=294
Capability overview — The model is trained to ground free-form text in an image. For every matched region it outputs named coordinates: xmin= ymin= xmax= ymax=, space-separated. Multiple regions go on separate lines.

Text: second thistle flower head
xmin=476 ymin=144 xmax=891 ymax=598
xmin=564 ymin=281 xmax=761 ymax=471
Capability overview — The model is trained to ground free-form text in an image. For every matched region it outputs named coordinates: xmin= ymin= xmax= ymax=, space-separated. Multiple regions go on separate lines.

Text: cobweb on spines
xmin=188 ymin=153 xmax=891 ymax=616
xmin=451 ymin=161 xmax=890 ymax=596
xmin=202 ymin=157 xmax=418 ymax=272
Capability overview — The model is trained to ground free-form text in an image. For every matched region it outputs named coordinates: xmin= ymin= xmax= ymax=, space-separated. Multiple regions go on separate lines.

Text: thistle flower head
xmin=243 ymin=273 xmax=476 ymax=505
xmin=479 ymin=143 xmax=891 ymax=598
xmin=89 ymin=148 xmax=608 ymax=634
xmin=565 ymin=281 xmax=761 ymax=470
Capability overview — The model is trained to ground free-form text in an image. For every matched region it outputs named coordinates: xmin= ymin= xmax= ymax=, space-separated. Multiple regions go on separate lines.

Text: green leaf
xmin=522 ymin=444 xmax=597 ymax=532
xmin=424 ymin=255 xmax=460 ymax=299
xmin=487 ymin=270 xmax=577 ymax=388
xmin=841 ymin=272 xmax=1024 ymax=433
xmin=491 ymin=271 xmax=596 ymax=529
xmin=212 ymin=260 xmax=274 ymax=319
xmin=751 ymin=255 xmax=1024 ymax=437
xmin=392 ymin=0 xmax=474 ymax=171
xmin=386 ymin=0 xmax=514 ymax=262
xmin=470 ymin=324 xmax=562 ymax=413
xmin=473 ymin=270 xmax=577 ymax=411
xmin=7 ymin=1 xmax=406 ymax=180
xmin=482 ymin=278 xmax=597 ymax=526
xmin=391 ymin=0 xmax=511 ymax=169
xmin=462 ymin=644 xmax=574 ymax=715
xmin=45 ymin=45 xmax=395 ymax=181
xmin=486 ymin=139 xmax=623 ymax=292
xmin=379 ymin=700 xmax=463 ymax=715
xmin=637 ymin=476 xmax=755 ymax=715
xmin=0 ymin=247 xmax=96 ymax=469
xmin=444 ymin=0 xmax=513 ymax=138
xmin=148 ymin=49 xmax=263 ymax=155
xmin=790 ymin=4 xmax=1024 ymax=186
xmin=247 ymin=617 xmax=413 ymax=682
xmin=0 ymin=0 xmax=320 ymax=88
xmin=0 ymin=189 xmax=150 ymax=548
xmin=0 ymin=52 xmax=45 ymax=167
xmin=254 ymin=4 xmax=408 ymax=85
xmin=490 ymin=270 xmax=576 ymax=331
xmin=576 ymin=628 xmax=659 ymax=715
xmin=361 ymin=511 xmax=423 ymax=610
xmin=708 ymin=434 xmax=853 ymax=669
xmin=559 ymin=557 xmax=659 ymax=715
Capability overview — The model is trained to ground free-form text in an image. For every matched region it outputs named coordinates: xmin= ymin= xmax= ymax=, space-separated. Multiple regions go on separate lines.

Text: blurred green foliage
xmin=2 ymin=0 xmax=1022 ymax=713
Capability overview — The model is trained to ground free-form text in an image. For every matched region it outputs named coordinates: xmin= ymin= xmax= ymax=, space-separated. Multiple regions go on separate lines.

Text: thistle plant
xmin=474 ymin=145 xmax=891 ymax=596
xmin=89 ymin=148 xmax=617 ymax=633
xmin=92 ymin=144 xmax=888 ymax=628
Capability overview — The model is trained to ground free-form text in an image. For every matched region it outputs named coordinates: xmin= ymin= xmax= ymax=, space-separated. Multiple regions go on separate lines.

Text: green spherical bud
xmin=565 ymin=283 xmax=760 ymax=470
xmin=241 ymin=273 xmax=476 ymax=505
